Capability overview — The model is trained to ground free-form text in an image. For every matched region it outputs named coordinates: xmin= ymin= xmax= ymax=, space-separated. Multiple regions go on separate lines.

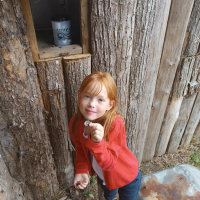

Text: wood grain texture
xmin=38 ymin=44 xmax=82 ymax=60
xmin=167 ymin=93 xmax=197 ymax=154
xmin=20 ymin=0 xmax=39 ymax=62
xmin=125 ymin=0 xmax=157 ymax=155
xmin=172 ymin=57 xmax=195 ymax=98
xmin=129 ymin=0 xmax=172 ymax=163
xmin=180 ymin=91 xmax=200 ymax=148
xmin=155 ymin=97 xmax=183 ymax=156
xmin=36 ymin=58 xmax=74 ymax=188
xmin=63 ymin=54 xmax=91 ymax=120
xmin=0 ymin=0 xmax=60 ymax=198
xmin=184 ymin=0 xmax=200 ymax=56
xmin=90 ymin=0 xmax=137 ymax=119
xmin=143 ymin=0 xmax=194 ymax=161
xmin=80 ymin=0 xmax=91 ymax=53
xmin=193 ymin=122 xmax=200 ymax=144
xmin=0 ymin=117 xmax=26 ymax=199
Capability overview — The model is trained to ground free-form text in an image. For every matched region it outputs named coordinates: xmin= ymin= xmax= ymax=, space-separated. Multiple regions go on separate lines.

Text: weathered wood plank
xmin=167 ymin=93 xmax=197 ymax=154
xmin=193 ymin=122 xmax=200 ymax=144
xmin=172 ymin=57 xmax=195 ymax=98
xmin=184 ymin=0 xmax=200 ymax=56
xmin=155 ymin=55 xmax=199 ymax=155
xmin=36 ymin=58 xmax=74 ymax=188
xmin=63 ymin=54 xmax=91 ymax=120
xmin=39 ymin=44 xmax=82 ymax=60
xmin=155 ymin=97 xmax=183 ymax=156
xmin=166 ymin=55 xmax=200 ymax=153
xmin=187 ymin=56 xmax=200 ymax=95
xmin=143 ymin=0 xmax=194 ymax=161
xmin=20 ymin=0 xmax=39 ymax=62
xmin=128 ymin=0 xmax=172 ymax=163
xmin=180 ymin=92 xmax=200 ymax=148
xmin=80 ymin=0 xmax=91 ymax=53
xmin=91 ymin=0 xmax=137 ymax=119
xmin=126 ymin=0 xmax=159 ymax=155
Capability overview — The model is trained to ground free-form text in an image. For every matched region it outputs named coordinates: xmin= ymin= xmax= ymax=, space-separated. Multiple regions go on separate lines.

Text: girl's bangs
xmin=84 ymin=79 xmax=103 ymax=96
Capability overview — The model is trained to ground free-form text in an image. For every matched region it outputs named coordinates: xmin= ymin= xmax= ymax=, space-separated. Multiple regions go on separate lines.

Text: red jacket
xmin=69 ymin=116 xmax=139 ymax=190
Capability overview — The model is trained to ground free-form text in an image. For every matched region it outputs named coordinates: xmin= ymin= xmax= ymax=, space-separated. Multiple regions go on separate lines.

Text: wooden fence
xmin=1 ymin=0 xmax=200 ymax=198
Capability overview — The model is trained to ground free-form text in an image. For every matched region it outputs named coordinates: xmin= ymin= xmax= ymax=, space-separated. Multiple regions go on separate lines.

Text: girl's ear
xmin=107 ymin=100 xmax=115 ymax=110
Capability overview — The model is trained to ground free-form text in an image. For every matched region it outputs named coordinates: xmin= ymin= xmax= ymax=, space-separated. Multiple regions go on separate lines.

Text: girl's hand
xmin=88 ymin=123 xmax=104 ymax=142
xmin=74 ymin=173 xmax=89 ymax=189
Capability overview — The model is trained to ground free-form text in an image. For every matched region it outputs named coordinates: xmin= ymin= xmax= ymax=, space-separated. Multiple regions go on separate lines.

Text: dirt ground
xmin=55 ymin=141 xmax=200 ymax=200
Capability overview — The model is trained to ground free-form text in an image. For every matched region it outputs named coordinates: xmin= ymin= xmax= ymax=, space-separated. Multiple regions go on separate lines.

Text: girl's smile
xmin=79 ymin=84 xmax=113 ymax=121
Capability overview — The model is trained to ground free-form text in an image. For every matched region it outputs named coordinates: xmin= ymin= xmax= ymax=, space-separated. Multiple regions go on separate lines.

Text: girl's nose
xmin=88 ymin=99 xmax=95 ymax=107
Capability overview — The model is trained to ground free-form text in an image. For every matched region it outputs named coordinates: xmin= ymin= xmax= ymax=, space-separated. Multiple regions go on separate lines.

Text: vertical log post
xmin=155 ymin=56 xmax=195 ymax=156
xmin=63 ymin=54 xmax=91 ymax=120
xmin=180 ymin=91 xmax=200 ymax=148
xmin=0 ymin=0 xmax=60 ymax=198
xmin=193 ymin=122 xmax=200 ymax=144
xmin=167 ymin=56 xmax=200 ymax=153
xmin=167 ymin=94 xmax=197 ymax=154
xmin=143 ymin=0 xmax=194 ymax=161
xmin=36 ymin=58 xmax=74 ymax=188
xmin=132 ymin=0 xmax=172 ymax=163
xmin=90 ymin=0 xmax=137 ymax=119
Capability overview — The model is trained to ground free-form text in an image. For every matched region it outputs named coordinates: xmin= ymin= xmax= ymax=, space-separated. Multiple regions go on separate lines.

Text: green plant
xmin=85 ymin=191 xmax=92 ymax=198
xmin=190 ymin=150 xmax=200 ymax=167
xmin=90 ymin=175 xmax=97 ymax=185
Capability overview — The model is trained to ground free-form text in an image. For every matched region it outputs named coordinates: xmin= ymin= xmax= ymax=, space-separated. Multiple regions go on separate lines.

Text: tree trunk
xmin=36 ymin=58 xmax=74 ymax=188
xmin=142 ymin=0 xmax=194 ymax=161
xmin=0 ymin=111 xmax=26 ymax=200
xmin=90 ymin=0 xmax=159 ymax=158
xmin=90 ymin=0 xmax=137 ymax=119
xmin=63 ymin=54 xmax=91 ymax=120
xmin=0 ymin=0 xmax=59 ymax=199
xmin=132 ymin=0 xmax=172 ymax=163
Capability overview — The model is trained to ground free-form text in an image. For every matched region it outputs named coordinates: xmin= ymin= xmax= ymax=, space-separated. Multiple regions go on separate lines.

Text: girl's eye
xmin=99 ymin=99 xmax=104 ymax=102
xmin=85 ymin=95 xmax=90 ymax=98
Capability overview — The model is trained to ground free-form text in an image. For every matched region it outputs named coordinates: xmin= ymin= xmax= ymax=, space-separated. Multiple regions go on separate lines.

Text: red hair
xmin=72 ymin=72 xmax=122 ymax=140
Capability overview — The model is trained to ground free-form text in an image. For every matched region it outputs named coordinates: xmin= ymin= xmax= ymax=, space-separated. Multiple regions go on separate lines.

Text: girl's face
xmin=79 ymin=83 xmax=113 ymax=122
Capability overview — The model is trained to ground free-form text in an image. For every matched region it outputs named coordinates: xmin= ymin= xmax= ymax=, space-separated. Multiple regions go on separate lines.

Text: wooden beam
xmin=36 ymin=58 xmax=74 ymax=187
xmin=155 ymin=97 xmax=183 ymax=156
xmin=80 ymin=0 xmax=91 ymax=53
xmin=131 ymin=0 xmax=172 ymax=163
xmin=38 ymin=44 xmax=82 ymax=60
xmin=20 ymin=0 xmax=39 ymax=62
xmin=167 ymin=93 xmax=197 ymax=154
xmin=180 ymin=91 xmax=200 ymax=148
xmin=143 ymin=0 xmax=194 ymax=161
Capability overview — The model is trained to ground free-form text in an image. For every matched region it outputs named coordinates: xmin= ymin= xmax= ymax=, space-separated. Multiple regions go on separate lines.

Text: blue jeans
xmin=98 ymin=170 xmax=142 ymax=200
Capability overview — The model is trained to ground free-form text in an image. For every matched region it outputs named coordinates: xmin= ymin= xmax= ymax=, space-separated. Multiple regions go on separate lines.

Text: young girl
xmin=69 ymin=72 xmax=141 ymax=200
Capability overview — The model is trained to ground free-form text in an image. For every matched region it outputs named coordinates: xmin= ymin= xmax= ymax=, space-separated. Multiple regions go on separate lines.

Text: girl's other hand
xmin=74 ymin=173 xmax=89 ymax=189
xmin=89 ymin=123 xmax=104 ymax=142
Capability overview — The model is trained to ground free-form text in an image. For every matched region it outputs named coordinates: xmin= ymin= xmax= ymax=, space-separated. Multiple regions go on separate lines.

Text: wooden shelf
xmin=20 ymin=0 xmax=89 ymax=62
xmin=36 ymin=29 xmax=82 ymax=60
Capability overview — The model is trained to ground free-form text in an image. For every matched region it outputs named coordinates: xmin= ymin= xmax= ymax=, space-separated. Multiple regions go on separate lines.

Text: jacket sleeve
xmin=86 ymin=117 xmax=125 ymax=171
xmin=69 ymin=118 xmax=89 ymax=174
